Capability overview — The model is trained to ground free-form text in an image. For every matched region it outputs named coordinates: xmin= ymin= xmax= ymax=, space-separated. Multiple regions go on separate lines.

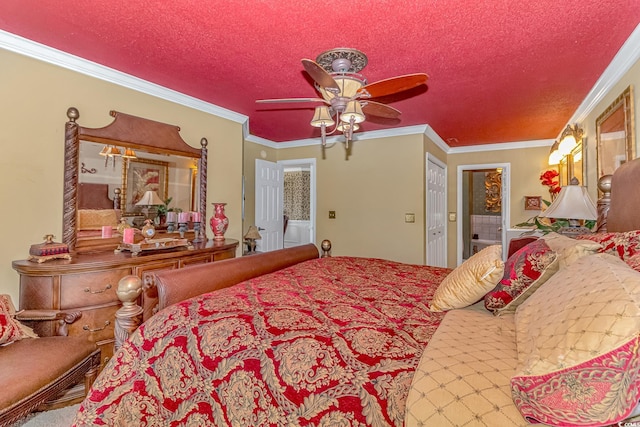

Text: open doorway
xmin=456 ymin=163 xmax=510 ymax=265
xmin=279 ymin=158 xmax=316 ymax=249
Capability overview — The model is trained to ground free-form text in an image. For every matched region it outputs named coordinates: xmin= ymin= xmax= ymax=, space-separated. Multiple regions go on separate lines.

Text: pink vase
xmin=209 ymin=203 xmax=229 ymax=241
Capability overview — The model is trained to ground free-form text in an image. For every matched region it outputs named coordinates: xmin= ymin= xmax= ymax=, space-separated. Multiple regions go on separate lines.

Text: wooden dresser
xmin=12 ymin=238 xmax=238 ymax=369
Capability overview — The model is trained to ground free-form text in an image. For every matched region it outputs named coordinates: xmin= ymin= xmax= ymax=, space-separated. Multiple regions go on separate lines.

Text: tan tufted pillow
xmin=430 ymin=245 xmax=503 ymax=312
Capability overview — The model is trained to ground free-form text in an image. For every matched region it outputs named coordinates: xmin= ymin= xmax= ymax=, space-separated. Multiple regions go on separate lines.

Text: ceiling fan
xmin=256 ymin=48 xmax=428 ymax=147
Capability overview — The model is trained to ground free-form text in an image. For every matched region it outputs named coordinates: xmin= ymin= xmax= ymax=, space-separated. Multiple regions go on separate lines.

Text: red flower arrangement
xmin=539 ymin=170 xmax=561 ymax=200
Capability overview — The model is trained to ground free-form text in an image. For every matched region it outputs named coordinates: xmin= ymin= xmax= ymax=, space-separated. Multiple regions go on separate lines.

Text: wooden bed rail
xmin=114 ymin=241 xmax=331 ymax=350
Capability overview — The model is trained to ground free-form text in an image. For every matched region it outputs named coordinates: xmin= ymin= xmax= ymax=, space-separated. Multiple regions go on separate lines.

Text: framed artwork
xmin=122 ymin=158 xmax=169 ymax=216
xmin=524 ymin=196 xmax=542 ymax=211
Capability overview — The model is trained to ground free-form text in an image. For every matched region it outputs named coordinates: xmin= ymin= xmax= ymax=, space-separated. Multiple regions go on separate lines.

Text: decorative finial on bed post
xmin=114 ymin=275 xmax=144 ymax=351
xmin=67 ymin=107 xmax=79 ymax=122
xmin=321 ymin=239 xmax=332 ymax=257
xmin=596 ymin=174 xmax=612 ymax=233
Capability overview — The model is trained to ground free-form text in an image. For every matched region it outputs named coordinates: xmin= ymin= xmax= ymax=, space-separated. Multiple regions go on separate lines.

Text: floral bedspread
xmin=73 ymin=256 xmax=450 ymax=426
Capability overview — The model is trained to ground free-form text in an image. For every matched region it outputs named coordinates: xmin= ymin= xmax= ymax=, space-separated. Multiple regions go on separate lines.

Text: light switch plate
xmin=329 ymin=210 xmax=336 ymax=219
xmin=448 ymin=212 xmax=457 ymax=222
xmin=405 ymin=213 xmax=415 ymax=223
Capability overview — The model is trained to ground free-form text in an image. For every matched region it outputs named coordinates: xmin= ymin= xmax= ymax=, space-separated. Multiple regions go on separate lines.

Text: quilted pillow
xmin=0 ymin=295 xmax=36 ymax=345
xmin=575 ymin=229 xmax=640 ymax=261
xmin=540 ymin=232 xmax=601 ymax=268
xmin=430 ymin=245 xmax=503 ymax=312
xmin=512 ymin=253 xmax=640 ymax=426
xmin=484 ymin=239 xmax=558 ymax=314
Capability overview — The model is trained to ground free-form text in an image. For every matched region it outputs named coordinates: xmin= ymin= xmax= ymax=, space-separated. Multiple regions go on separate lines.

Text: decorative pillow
xmin=539 ymin=232 xmax=601 ymax=268
xmin=0 ymin=295 xmax=36 ymax=345
xmin=575 ymin=229 xmax=640 ymax=261
xmin=484 ymin=239 xmax=558 ymax=314
xmin=430 ymin=245 xmax=503 ymax=312
xmin=511 ymin=254 xmax=640 ymax=426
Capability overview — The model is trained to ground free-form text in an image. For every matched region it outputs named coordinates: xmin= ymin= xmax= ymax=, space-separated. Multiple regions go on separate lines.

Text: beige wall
xmin=260 ymin=134 xmax=429 ymax=264
xmin=0 ymin=49 xmax=245 ymax=304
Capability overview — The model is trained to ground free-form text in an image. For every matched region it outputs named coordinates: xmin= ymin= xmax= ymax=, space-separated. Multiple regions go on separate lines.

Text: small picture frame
xmin=524 ymin=196 xmax=542 ymax=211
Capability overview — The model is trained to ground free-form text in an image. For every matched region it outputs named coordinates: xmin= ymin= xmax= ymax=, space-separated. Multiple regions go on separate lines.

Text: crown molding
xmin=0 ymin=30 xmax=248 ymax=125
xmin=568 ymin=23 xmax=640 ymax=125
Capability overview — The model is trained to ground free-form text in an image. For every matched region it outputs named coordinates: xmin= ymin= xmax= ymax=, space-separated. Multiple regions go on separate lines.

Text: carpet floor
xmin=12 ymin=404 xmax=79 ymax=427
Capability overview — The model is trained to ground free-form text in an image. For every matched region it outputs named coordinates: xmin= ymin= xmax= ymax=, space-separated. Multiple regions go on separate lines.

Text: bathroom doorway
xmin=456 ymin=163 xmax=510 ymax=265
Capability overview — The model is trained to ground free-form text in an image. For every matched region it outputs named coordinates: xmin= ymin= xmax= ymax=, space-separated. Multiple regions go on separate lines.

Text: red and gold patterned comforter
xmin=73 ymin=256 xmax=450 ymax=426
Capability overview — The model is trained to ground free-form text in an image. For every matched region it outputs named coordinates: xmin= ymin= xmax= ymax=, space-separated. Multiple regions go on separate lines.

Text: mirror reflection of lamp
xmin=135 ymin=191 xmax=164 ymax=222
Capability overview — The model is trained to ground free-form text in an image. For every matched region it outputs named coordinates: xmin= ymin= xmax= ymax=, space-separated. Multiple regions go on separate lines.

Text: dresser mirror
xmin=64 ymin=108 xmax=208 ymax=253
xmin=79 ymin=142 xmax=198 ymax=217
xmin=596 ymin=86 xmax=635 ymax=179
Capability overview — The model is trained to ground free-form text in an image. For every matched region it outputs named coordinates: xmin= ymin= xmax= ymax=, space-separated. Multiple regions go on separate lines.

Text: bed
xmin=72 ymin=159 xmax=640 ymax=426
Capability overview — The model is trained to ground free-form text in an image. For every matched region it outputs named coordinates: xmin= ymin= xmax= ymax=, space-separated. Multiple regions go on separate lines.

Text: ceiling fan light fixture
xmin=336 ymin=122 xmax=360 ymax=133
xmin=310 ymin=106 xmax=335 ymax=127
xmin=341 ymin=100 xmax=365 ymax=124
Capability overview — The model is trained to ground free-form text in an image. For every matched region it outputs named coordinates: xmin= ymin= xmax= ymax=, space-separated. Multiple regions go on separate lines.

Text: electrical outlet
xmin=329 ymin=210 xmax=336 ymax=219
xmin=405 ymin=213 xmax=415 ymax=223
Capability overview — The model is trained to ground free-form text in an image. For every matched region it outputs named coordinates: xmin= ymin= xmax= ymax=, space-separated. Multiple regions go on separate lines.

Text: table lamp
xmin=243 ymin=225 xmax=262 ymax=253
xmin=539 ymin=178 xmax=597 ymax=235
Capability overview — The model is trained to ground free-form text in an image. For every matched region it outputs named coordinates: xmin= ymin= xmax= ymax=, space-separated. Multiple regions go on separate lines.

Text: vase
xmin=210 ymin=202 xmax=229 ymax=241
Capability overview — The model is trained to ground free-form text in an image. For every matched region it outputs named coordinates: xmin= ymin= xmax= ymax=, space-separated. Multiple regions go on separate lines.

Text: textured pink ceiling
xmin=1 ymin=1 xmax=639 ymax=146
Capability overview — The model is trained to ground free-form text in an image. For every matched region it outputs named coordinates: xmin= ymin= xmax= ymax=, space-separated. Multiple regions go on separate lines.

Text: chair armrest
xmin=15 ymin=310 xmax=82 ymax=336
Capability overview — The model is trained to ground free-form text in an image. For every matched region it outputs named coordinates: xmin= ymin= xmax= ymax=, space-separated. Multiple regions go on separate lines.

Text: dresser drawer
xmin=213 ymin=247 xmax=236 ymax=261
xmin=60 ymin=268 xmax=130 ymax=309
xmin=179 ymin=253 xmax=213 ymax=267
xmin=68 ymin=305 xmax=118 ymax=342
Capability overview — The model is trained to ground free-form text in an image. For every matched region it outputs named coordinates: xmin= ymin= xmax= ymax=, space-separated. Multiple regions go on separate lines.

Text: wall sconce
xmin=548 ymin=124 xmax=584 ymax=166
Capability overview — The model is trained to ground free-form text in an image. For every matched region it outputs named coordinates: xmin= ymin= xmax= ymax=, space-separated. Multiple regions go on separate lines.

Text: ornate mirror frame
xmin=596 ymin=86 xmax=635 ymax=179
xmin=63 ymin=107 xmax=208 ymax=251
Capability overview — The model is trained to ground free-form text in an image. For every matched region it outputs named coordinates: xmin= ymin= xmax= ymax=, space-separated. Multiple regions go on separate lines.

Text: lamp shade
xmin=135 ymin=190 xmax=164 ymax=207
xmin=244 ymin=225 xmax=262 ymax=240
xmin=539 ymin=184 xmax=597 ymax=220
xmin=548 ymin=141 xmax=561 ymax=165
xmin=122 ymin=148 xmax=137 ymax=159
xmin=310 ymin=106 xmax=335 ymax=128
xmin=336 ymin=122 xmax=360 ymax=133
xmin=558 ymin=134 xmax=577 ymax=156
xmin=340 ymin=100 xmax=365 ymax=124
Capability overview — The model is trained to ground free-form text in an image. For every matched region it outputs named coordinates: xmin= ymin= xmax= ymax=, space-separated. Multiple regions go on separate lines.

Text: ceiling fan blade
xmin=362 ymin=101 xmax=401 ymax=119
xmin=256 ymin=97 xmax=328 ymax=104
xmin=360 ymin=73 xmax=428 ymax=98
xmin=301 ymin=59 xmax=339 ymax=90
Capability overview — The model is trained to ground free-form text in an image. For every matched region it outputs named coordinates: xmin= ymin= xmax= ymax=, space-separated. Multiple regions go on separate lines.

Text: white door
xmin=426 ymin=153 xmax=447 ymax=267
xmin=255 ymin=159 xmax=284 ymax=252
